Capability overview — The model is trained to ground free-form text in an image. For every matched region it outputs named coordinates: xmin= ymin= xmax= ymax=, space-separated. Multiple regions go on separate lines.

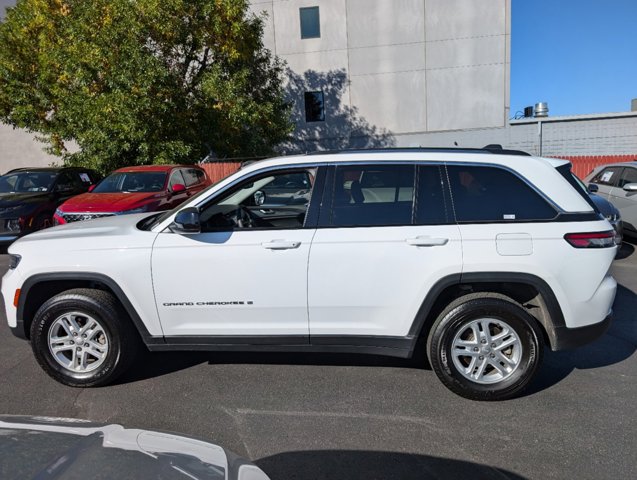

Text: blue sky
xmin=511 ymin=0 xmax=637 ymax=117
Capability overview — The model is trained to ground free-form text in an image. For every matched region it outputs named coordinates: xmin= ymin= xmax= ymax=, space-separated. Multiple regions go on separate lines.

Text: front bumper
xmin=0 ymin=234 xmax=19 ymax=246
xmin=551 ymin=311 xmax=612 ymax=350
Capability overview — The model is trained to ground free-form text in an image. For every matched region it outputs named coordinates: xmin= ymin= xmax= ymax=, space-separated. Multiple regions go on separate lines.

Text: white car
xmin=2 ymin=149 xmax=617 ymax=400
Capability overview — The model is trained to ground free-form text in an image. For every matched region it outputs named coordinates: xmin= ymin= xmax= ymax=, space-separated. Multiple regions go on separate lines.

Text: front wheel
xmin=30 ymin=288 xmax=139 ymax=387
xmin=427 ymin=294 xmax=544 ymax=401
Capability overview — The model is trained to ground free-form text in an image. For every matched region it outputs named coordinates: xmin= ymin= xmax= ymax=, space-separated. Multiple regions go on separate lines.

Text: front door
xmin=151 ymin=167 xmax=320 ymax=339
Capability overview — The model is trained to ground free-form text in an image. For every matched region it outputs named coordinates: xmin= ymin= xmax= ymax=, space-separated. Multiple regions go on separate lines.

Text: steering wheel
xmin=234 ymin=206 xmax=258 ymax=228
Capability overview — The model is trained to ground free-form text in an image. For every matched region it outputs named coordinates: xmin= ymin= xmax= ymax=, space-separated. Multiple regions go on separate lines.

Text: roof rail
xmin=302 ymin=146 xmax=531 ymax=157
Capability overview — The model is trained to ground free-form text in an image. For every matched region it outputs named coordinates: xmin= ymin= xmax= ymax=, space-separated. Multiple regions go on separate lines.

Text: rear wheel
xmin=427 ymin=293 xmax=544 ymax=401
xmin=30 ymin=288 xmax=139 ymax=387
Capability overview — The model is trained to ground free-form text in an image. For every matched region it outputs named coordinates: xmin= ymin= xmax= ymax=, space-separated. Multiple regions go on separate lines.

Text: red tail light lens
xmin=564 ymin=231 xmax=616 ymax=248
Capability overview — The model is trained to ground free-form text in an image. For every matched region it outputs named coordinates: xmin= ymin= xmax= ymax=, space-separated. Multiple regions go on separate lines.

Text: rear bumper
xmin=551 ymin=311 xmax=612 ymax=351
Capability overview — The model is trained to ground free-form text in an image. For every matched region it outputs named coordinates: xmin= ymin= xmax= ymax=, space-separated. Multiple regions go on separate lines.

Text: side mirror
xmin=623 ymin=183 xmax=637 ymax=192
xmin=254 ymin=190 xmax=265 ymax=206
xmin=587 ymin=183 xmax=599 ymax=193
xmin=88 ymin=184 xmax=96 ymax=192
xmin=171 ymin=183 xmax=186 ymax=193
xmin=170 ymin=207 xmax=200 ymax=234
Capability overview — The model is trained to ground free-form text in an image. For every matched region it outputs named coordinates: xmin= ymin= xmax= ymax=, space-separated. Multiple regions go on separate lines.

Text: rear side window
xmin=415 ymin=165 xmax=450 ymax=225
xmin=591 ymin=167 xmax=622 ymax=186
xmin=330 ymin=165 xmax=415 ymax=227
xmin=182 ymin=168 xmax=204 ymax=187
xmin=447 ymin=165 xmax=557 ymax=222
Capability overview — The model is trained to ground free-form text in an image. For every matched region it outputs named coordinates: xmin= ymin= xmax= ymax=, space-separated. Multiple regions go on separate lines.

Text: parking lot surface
xmin=0 ymin=243 xmax=635 ymax=479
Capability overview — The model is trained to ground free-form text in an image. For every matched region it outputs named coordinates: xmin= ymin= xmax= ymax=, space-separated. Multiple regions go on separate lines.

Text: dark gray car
xmin=0 ymin=415 xmax=269 ymax=480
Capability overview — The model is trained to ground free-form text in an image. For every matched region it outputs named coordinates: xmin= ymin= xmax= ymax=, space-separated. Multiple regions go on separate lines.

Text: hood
xmin=58 ymin=192 xmax=163 ymax=213
xmin=0 ymin=191 xmax=51 ymax=209
xmin=0 ymin=415 xmax=269 ymax=480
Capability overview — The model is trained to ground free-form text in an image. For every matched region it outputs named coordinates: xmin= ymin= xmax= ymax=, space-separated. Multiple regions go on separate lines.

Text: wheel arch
xmin=410 ymin=272 xmax=565 ymax=352
xmin=15 ymin=272 xmax=153 ymax=342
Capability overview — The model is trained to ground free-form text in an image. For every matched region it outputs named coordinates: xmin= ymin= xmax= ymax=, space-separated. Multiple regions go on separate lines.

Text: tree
xmin=0 ymin=0 xmax=292 ymax=173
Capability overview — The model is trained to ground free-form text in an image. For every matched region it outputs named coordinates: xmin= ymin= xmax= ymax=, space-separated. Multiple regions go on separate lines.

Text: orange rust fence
xmin=200 ymin=162 xmax=242 ymax=183
xmin=198 ymin=155 xmax=637 ymax=184
xmin=556 ymin=155 xmax=637 ymax=179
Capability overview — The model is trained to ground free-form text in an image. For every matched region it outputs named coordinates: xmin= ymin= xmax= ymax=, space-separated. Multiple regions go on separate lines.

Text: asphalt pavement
xmin=0 ymin=243 xmax=635 ymax=480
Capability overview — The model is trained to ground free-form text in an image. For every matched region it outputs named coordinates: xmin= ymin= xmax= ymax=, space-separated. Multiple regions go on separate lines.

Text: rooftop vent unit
xmin=534 ymin=102 xmax=549 ymax=118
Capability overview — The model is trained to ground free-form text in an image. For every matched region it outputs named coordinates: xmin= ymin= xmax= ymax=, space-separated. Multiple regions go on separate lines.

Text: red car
xmin=54 ymin=165 xmax=210 ymax=224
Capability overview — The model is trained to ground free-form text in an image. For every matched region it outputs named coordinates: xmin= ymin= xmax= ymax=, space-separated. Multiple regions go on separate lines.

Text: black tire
xmin=427 ymin=293 xmax=544 ymax=401
xmin=30 ymin=288 xmax=139 ymax=387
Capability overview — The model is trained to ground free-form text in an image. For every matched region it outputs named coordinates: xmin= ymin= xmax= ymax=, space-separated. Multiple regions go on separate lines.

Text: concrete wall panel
xmin=426 ymin=35 xmax=504 ymax=70
xmin=349 ymin=43 xmax=426 ymax=76
xmin=425 ymin=0 xmax=506 ymax=41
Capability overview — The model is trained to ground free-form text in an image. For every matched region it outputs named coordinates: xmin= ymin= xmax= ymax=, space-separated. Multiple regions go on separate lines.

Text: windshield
xmin=93 ymin=172 xmax=167 ymax=193
xmin=0 ymin=172 xmax=57 ymax=193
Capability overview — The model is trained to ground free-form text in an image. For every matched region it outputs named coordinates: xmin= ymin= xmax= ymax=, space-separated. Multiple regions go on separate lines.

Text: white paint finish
xmin=425 ymin=0 xmax=506 ymax=41
xmin=426 ymin=35 xmax=505 ymax=70
xmin=496 ymin=233 xmax=533 ymax=256
xmin=349 ymin=71 xmax=427 ymax=134
xmin=308 ymin=225 xmax=462 ymax=336
xmin=346 ymin=0 xmax=425 ymax=48
xmin=272 ymin=0 xmax=347 ymax=55
xmin=151 ymin=229 xmax=315 ymax=336
xmin=348 ymin=43 xmax=426 ymax=76
xmin=426 ymin=64 xmax=505 ymax=130
xmin=460 ymin=219 xmax=617 ymax=328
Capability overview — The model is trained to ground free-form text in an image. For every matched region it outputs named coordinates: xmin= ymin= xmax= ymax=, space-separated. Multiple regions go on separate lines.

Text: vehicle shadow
xmin=615 ymin=239 xmax=635 ymax=260
xmin=255 ymin=450 xmax=527 ymax=480
xmin=526 ymin=283 xmax=637 ymax=396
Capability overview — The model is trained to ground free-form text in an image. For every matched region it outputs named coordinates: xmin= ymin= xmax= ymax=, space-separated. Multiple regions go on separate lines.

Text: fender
xmin=15 ymin=272 xmax=154 ymax=342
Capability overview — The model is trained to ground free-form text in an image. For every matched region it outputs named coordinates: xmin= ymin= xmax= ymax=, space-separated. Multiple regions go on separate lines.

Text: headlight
xmin=8 ymin=254 xmax=21 ymax=269
xmin=5 ymin=218 xmax=22 ymax=232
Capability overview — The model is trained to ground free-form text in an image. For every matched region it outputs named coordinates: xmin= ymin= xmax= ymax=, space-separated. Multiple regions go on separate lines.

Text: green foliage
xmin=0 ymin=0 xmax=292 ymax=173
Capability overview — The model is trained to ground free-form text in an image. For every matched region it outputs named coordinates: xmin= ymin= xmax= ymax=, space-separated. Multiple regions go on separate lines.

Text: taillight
xmin=564 ymin=231 xmax=616 ymax=248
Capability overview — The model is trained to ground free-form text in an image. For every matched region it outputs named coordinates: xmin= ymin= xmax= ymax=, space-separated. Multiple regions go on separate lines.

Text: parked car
xmin=0 ymin=167 xmax=99 ymax=245
xmin=3 ymin=148 xmax=617 ymax=401
xmin=589 ymin=193 xmax=622 ymax=245
xmin=585 ymin=161 xmax=637 ymax=237
xmin=53 ymin=165 xmax=210 ymax=224
xmin=0 ymin=415 xmax=269 ymax=480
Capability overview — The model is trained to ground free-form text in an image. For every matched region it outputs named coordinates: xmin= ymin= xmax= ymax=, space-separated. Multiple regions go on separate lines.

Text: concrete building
xmin=250 ymin=0 xmax=511 ymax=151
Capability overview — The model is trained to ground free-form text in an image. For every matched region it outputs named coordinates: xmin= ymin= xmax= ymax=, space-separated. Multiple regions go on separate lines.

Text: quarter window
xmin=447 ymin=165 xmax=557 ymax=222
xmin=330 ymin=165 xmax=415 ymax=227
xmin=300 ymin=6 xmax=320 ymax=39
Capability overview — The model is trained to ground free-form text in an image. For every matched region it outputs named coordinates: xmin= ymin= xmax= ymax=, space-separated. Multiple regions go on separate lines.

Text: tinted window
xmin=447 ymin=165 xmax=557 ymax=222
xmin=55 ymin=172 xmax=83 ymax=192
xmin=300 ymin=6 xmax=320 ymax=39
xmin=169 ymin=170 xmax=186 ymax=189
xmin=330 ymin=165 xmax=415 ymax=227
xmin=591 ymin=167 xmax=622 ymax=186
xmin=182 ymin=168 xmax=202 ymax=187
xmin=0 ymin=171 xmax=57 ymax=193
xmin=415 ymin=166 xmax=450 ymax=225
xmin=618 ymin=167 xmax=637 ymax=187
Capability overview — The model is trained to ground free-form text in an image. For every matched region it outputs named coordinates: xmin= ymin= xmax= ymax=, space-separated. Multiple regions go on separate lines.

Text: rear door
xmin=308 ymin=163 xmax=462 ymax=339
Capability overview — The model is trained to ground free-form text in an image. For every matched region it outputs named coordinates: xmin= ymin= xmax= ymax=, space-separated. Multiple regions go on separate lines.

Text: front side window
xmin=199 ymin=169 xmax=316 ymax=232
xmin=618 ymin=167 xmax=637 ymax=187
xmin=447 ymin=165 xmax=557 ymax=222
xmin=169 ymin=170 xmax=186 ymax=189
xmin=304 ymin=91 xmax=325 ymax=122
xmin=330 ymin=165 xmax=415 ymax=227
xmin=93 ymin=172 xmax=167 ymax=193
xmin=591 ymin=167 xmax=622 ymax=186
xmin=300 ymin=6 xmax=320 ymax=39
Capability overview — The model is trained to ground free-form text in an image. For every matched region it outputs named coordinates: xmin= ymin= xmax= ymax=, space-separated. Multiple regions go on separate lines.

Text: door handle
xmin=262 ymin=240 xmax=301 ymax=250
xmin=406 ymin=236 xmax=449 ymax=247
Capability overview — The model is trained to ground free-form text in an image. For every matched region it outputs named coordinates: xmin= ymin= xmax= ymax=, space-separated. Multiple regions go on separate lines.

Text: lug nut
xmin=490 ymin=353 xmax=495 ymax=358
xmin=76 ymin=347 xmax=81 ymax=351
xmin=481 ymin=339 xmax=487 ymax=344
xmin=84 ymin=343 xmax=89 ymax=347
xmin=72 ymin=332 xmax=78 ymax=337
xmin=82 ymin=334 xmax=87 ymax=339
xmin=479 ymin=355 xmax=484 ymax=360
xmin=491 ymin=343 xmax=496 ymax=348
xmin=473 ymin=347 xmax=479 ymax=352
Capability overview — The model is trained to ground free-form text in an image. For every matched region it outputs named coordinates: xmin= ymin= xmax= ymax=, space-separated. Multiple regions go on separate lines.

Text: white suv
xmin=2 ymin=149 xmax=617 ymax=400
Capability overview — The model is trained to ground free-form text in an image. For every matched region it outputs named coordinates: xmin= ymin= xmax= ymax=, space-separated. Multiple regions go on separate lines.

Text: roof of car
xmin=3 ymin=166 xmax=92 ymax=174
xmin=114 ymin=165 xmax=201 ymax=173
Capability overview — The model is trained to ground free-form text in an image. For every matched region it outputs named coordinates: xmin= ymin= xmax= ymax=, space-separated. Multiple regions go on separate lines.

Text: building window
xmin=300 ymin=6 xmax=320 ymax=39
xmin=304 ymin=91 xmax=325 ymax=122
